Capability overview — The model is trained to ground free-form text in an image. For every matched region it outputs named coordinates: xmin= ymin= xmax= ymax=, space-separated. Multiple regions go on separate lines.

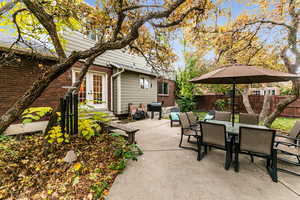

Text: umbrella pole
xmin=232 ymin=82 xmax=235 ymax=126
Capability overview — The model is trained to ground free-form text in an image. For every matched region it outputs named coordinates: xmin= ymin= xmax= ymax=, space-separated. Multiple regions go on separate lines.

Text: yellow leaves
xmin=73 ymin=162 xmax=82 ymax=171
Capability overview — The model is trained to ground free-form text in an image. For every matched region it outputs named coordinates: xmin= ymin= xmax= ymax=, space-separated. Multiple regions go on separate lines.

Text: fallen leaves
xmin=0 ymin=132 xmax=134 ymax=199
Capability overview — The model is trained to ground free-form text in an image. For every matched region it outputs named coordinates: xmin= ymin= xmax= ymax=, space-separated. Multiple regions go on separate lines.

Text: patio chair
xmin=169 ymin=107 xmax=180 ymax=127
xmin=179 ymin=113 xmax=202 ymax=161
xmin=186 ymin=112 xmax=199 ymax=126
xmin=186 ymin=112 xmax=201 ymax=143
xmin=239 ymin=113 xmax=259 ymax=125
xmin=235 ymin=127 xmax=277 ymax=182
xmin=204 ymin=110 xmax=215 ymax=121
xmin=214 ymin=111 xmax=231 ymax=122
xmin=275 ymin=120 xmax=300 ymax=146
xmin=275 ymin=129 xmax=300 ymax=176
xmin=199 ymin=121 xmax=232 ymax=170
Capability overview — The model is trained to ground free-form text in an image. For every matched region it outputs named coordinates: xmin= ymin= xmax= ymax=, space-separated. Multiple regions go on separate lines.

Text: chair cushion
xmin=170 ymin=112 xmax=180 ymax=121
xmin=204 ymin=114 xmax=214 ymax=120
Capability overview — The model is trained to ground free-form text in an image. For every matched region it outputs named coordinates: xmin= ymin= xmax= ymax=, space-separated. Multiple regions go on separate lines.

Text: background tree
xmin=184 ymin=0 xmax=299 ymax=126
xmin=0 ymin=0 xmax=214 ymax=133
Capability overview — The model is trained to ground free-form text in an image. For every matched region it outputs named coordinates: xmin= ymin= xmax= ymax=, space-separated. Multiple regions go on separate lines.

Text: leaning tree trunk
xmin=264 ymin=79 xmax=300 ymax=127
xmin=241 ymin=88 xmax=255 ymax=114
xmin=259 ymin=92 xmax=271 ymax=122
xmin=0 ymin=52 xmax=81 ymax=134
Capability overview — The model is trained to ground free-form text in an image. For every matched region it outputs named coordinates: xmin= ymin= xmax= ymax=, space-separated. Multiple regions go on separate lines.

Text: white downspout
xmin=110 ymin=64 xmax=125 ymax=112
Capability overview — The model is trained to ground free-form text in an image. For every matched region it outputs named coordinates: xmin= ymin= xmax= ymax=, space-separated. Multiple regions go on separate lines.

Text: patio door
xmin=73 ymin=70 xmax=107 ymax=109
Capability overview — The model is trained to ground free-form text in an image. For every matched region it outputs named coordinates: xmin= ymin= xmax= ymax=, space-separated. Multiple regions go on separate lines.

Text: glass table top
xmin=203 ymin=120 xmax=269 ymax=135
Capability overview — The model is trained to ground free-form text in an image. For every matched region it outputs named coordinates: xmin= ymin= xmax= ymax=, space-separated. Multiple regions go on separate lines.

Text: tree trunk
xmin=241 ymin=88 xmax=255 ymax=114
xmin=0 ymin=52 xmax=81 ymax=134
xmin=264 ymin=79 xmax=300 ymax=127
xmin=259 ymin=92 xmax=271 ymax=121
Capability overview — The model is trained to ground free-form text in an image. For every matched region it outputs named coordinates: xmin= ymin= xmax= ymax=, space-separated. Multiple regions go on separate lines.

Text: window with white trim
xmin=158 ymin=82 xmax=169 ymax=95
xmin=140 ymin=77 xmax=151 ymax=89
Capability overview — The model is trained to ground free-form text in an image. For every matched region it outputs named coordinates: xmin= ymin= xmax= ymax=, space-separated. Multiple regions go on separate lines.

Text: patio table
xmin=203 ymin=119 xmax=269 ymax=137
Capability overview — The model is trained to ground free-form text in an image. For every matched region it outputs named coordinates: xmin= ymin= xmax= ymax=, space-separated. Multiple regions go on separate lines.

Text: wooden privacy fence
xmin=194 ymin=95 xmax=300 ymax=118
xmin=60 ymin=93 xmax=78 ymax=135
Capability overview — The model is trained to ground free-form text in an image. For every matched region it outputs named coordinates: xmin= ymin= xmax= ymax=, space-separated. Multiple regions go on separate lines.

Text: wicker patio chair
xmin=235 ymin=127 xmax=277 ymax=182
xmin=214 ymin=111 xmax=231 ymax=122
xmin=179 ymin=113 xmax=202 ymax=160
xmin=239 ymin=113 xmax=259 ymax=125
xmin=199 ymin=121 xmax=232 ymax=170
xmin=169 ymin=107 xmax=180 ymax=127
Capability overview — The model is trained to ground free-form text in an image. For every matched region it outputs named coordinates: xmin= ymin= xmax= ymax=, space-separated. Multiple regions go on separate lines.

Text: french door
xmin=72 ymin=70 xmax=107 ymax=109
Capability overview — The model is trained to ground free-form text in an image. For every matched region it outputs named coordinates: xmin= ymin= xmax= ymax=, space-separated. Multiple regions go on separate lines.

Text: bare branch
xmin=121 ymin=4 xmax=163 ymax=12
xmin=152 ymin=7 xmax=205 ymax=28
xmin=246 ymin=20 xmax=293 ymax=30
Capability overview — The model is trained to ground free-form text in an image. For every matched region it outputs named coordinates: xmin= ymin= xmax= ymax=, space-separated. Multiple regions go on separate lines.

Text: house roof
xmin=0 ymin=34 xmax=58 ymax=60
xmin=110 ymin=62 xmax=157 ymax=77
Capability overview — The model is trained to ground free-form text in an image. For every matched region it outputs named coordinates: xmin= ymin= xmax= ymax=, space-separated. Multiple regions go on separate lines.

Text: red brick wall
xmin=157 ymin=78 xmax=176 ymax=107
xmin=0 ymin=57 xmax=71 ymax=117
xmin=0 ymin=59 xmax=112 ymax=118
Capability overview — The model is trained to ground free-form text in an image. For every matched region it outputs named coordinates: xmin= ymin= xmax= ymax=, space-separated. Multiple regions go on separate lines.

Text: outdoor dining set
xmin=173 ymin=110 xmax=300 ymax=182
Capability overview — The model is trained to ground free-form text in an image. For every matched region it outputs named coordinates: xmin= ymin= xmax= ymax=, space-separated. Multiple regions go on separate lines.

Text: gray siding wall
xmin=63 ymin=31 xmax=148 ymax=68
xmin=119 ymin=71 xmax=157 ymax=114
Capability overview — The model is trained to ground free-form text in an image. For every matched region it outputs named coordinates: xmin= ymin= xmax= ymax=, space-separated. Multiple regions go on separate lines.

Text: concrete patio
xmin=108 ymin=119 xmax=300 ymax=200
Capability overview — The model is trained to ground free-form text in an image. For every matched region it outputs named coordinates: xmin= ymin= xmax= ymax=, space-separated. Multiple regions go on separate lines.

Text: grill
xmin=147 ymin=102 xmax=162 ymax=120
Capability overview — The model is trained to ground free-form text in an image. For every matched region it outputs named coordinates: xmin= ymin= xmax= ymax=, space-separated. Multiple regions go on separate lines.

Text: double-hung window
xmin=158 ymin=82 xmax=169 ymax=95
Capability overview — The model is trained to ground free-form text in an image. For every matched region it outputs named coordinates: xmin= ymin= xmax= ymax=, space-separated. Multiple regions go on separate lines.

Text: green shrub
xmin=177 ymin=96 xmax=195 ymax=112
xmin=21 ymin=107 xmax=53 ymax=124
xmin=214 ymin=99 xmax=226 ymax=111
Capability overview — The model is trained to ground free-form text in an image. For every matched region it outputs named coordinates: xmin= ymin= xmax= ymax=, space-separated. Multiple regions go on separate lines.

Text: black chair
xmin=239 ymin=113 xmax=259 ymax=125
xmin=234 ymin=127 xmax=277 ymax=182
xmin=199 ymin=121 xmax=232 ymax=170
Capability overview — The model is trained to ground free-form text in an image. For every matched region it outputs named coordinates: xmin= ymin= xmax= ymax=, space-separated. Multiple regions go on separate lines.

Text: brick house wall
xmin=0 ymin=54 xmax=112 ymax=118
xmin=157 ymin=77 xmax=176 ymax=107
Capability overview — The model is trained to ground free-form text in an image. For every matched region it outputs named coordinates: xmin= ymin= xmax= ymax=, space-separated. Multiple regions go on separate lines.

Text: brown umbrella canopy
xmin=190 ymin=64 xmax=299 ymax=84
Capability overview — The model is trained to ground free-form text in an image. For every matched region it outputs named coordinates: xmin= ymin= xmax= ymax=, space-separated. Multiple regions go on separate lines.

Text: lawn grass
xmin=270 ymin=117 xmax=299 ymax=132
xmin=195 ymin=111 xmax=299 ymax=132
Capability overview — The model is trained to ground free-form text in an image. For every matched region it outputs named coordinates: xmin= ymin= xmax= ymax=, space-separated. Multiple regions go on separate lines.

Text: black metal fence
xmin=60 ymin=93 xmax=78 ymax=135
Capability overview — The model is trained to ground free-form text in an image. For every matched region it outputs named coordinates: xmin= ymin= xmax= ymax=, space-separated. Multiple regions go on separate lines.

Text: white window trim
xmin=71 ymin=68 xmax=108 ymax=109
xmin=139 ymin=75 xmax=151 ymax=89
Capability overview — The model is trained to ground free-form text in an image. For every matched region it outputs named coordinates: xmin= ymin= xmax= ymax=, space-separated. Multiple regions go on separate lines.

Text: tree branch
xmin=151 ymin=7 xmax=205 ymax=28
xmin=0 ymin=0 xmax=18 ymax=16
xmin=22 ymin=0 xmax=66 ymax=60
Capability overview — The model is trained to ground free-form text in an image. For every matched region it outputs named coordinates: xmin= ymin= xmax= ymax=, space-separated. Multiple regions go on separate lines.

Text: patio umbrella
xmin=190 ymin=64 xmax=300 ymax=126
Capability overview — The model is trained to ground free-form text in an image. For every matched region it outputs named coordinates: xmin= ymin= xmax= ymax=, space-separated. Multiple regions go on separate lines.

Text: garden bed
xmin=0 ymin=132 xmax=141 ymax=199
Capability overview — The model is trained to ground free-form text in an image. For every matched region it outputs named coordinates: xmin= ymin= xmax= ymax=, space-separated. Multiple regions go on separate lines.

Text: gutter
xmin=109 ymin=63 xmax=125 ymax=112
